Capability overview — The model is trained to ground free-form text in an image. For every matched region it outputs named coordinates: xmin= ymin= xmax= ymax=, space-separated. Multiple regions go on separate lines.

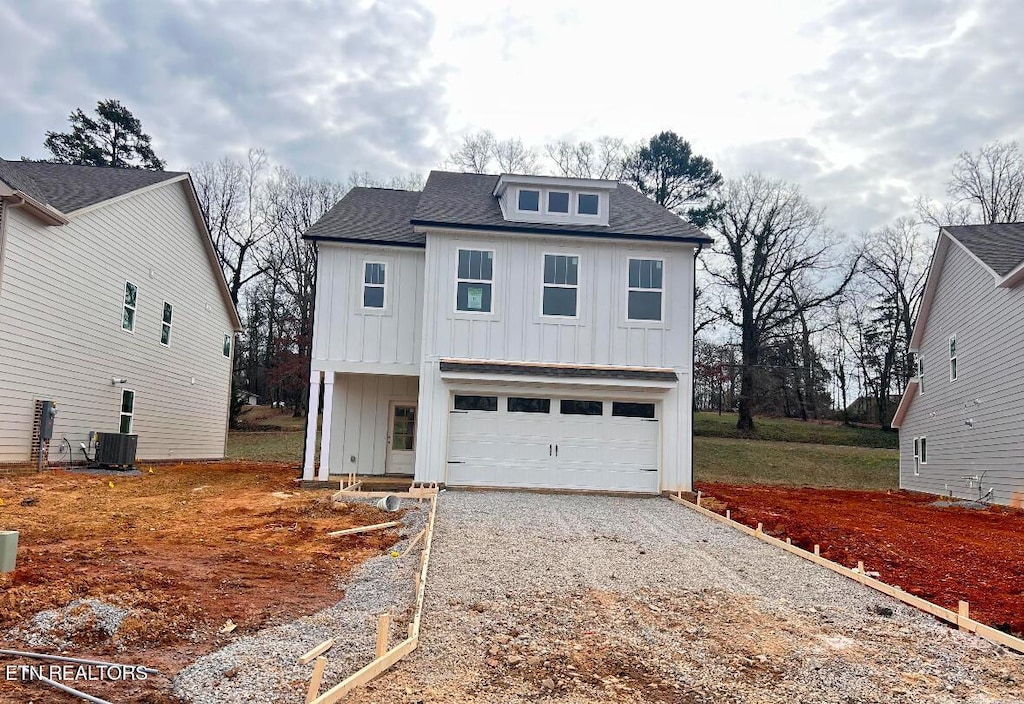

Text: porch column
xmin=318 ymin=373 xmax=335 ymax=481
xmin=302 ymin=370 xmax=321 ymax=480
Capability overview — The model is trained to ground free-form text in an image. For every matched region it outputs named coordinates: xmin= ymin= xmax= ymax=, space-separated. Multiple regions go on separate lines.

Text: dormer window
xmin=548 ymin=191 xmax=570 ymax=213
xmin=577 ymin=193 xmax=599 ymax=216
xmin=517 ymin=189 xmax=540 ymax=212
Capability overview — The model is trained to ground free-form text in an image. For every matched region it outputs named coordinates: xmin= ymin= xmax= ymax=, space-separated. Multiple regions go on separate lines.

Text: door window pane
xmin=454 ymin=395 xmax=498 ymax=411
xmin=392 ymin=406 xmax=416 ymax=451
xmin=560 ymin=399 xmax=603 ymax=415
xmin=507 ymin=397 xmax=551 ymax=413
xmin=612 ymin=402 xmax=656 ymax=418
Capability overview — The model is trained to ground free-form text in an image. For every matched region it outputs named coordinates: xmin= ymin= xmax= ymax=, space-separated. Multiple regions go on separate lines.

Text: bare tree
xmin=545 ymin=136 xmax=627 ymax=179
xmin=445 ymin=130 xmax=497 ymax=173
xmin=192 ymin=149 xmax=276 ymax=306
xmin=919 ymin=140 xmax=1024 ymax=226
xmin=704 ymin=172 xmax=856 ymax=432
xmin=348 ymin=171 xmax=424 ymax=190
xmin=493 ymin=137 xmax=539 ymax=173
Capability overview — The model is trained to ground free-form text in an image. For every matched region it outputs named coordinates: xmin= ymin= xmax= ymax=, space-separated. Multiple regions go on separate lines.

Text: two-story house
xmin=301 ymin=171 xmax=711 ymax=494
xmin=892 ymin=222 xmax=1024 ymax=506
xmin=0 ymin=159 xmax=241 ymax=467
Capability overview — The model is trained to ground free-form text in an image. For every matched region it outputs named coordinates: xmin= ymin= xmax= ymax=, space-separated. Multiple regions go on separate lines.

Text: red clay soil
xmin=696 ymin=483 xmax=1024 ymax=637
xmin=0 ymin=462 xmax=403 ymax=703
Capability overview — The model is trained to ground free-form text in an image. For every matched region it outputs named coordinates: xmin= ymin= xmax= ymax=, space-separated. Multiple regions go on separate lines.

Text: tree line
xmin=38 ymin=100 xmax=1024 ymax=430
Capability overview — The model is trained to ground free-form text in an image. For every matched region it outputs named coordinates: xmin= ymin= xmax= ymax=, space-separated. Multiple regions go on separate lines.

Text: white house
xmin=301 ymin=171 xmax=711 ymax=494
xmin=0 ymin=159 xmax=242 ymax=467
xmin=892 ymin=222 xmax=1024 ymax=506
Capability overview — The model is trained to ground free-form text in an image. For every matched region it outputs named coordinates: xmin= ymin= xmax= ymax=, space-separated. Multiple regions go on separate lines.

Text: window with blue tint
xmin=542 ymin=254 xmax=579 ymax=317
xmin=627 ymin=258 xmax=663 ymax=321
xmin=456 ymin=249 xmax=494 ymax=312
xmin=518 ymin=189 xmax=540 ymax=211
xmin=548 ymin=191 xmax=569 ymax=213
xmin=363 ymin=261 xmax=386 ymax=308
xmin=577 ymin=193 xmax=599 ymax=215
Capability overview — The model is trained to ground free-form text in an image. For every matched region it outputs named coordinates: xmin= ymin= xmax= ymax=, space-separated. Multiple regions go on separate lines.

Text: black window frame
xmin=454 ymin=395 xmax=498 ymax=412
xmin=612 ymin=402 xmax=656 ymax=419
xmin=507 ymin=397 xmax=551 ymax=414
xmin=559 ymin=399 xmax=603 ymax=416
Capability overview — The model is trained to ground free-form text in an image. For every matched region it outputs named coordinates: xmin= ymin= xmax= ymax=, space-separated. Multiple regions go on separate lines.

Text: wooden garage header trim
xmin=439 ymin=358 xmax=678 ymax=382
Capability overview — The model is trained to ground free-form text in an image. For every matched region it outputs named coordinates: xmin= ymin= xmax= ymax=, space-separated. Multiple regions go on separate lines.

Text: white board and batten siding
xmin=310 ymin=243 xmax=424 ymax=375
xmin=326 ymin=373 xmax=418 ymax=476
xmin=900 ymin=242 xmax=1024 ymax=506
xmin=413 ymin=230 xmax=696 ymax=493
xmin=0 ymin=182 xmax=236 ymax=463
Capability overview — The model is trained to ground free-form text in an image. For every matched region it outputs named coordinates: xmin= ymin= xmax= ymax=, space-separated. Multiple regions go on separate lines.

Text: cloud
xmin=0 ymin=0 xmax=448 ymax=178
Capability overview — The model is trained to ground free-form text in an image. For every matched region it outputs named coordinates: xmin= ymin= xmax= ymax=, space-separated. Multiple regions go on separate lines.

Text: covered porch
xmin=302 ymin=370 xmax=419 ymax=482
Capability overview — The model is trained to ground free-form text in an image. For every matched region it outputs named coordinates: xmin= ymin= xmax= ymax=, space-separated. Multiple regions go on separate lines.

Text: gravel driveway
xmin=347 ymin=491 xmax=1023 ymax=704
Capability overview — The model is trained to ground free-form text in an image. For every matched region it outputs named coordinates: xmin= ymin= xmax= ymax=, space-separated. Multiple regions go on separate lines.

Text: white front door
xmin=385 ymin=402 xmax=417 ymax=475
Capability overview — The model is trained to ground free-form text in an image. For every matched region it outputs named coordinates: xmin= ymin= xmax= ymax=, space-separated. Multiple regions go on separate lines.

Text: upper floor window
xmin=542 ymin=254 xmax=579 ymax=317
xmin=917 ymin=354 xmax=924 ymax=394
xmin=517 ymin=189 xmax=540 ymax=212
xmin=223 ymin=334 xmax=232 ymax=358
xmin=548 ymin=191 xmax=570 ymax=213
xmin=363 ymin=261 xmax=386 ymax=309
xmin=577 ymin=193 xmax=599 ymax=215
xmin=627 ymin=258 xmax=663 ymax=321
xmin=456 ymin=249 xmax=493 ymax=313
xmin=160 ymin=302 xmax=173 ymax=346
xmin=949 ymin=335 xmax=957 ymax=381
xmin=122 ymin=281 xmax=137 ymax=332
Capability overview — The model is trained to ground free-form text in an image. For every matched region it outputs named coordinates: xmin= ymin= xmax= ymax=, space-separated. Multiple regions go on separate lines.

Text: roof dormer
xmin=493 ymin=174 xmax=617 ymax=227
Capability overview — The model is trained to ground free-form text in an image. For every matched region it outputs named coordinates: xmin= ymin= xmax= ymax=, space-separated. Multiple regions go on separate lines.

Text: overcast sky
xmin=2 ymin=0 xmax=1022 ymax=234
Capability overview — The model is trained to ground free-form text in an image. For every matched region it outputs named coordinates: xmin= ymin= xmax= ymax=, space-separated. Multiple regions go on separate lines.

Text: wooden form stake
xmin=696 ymin=490 xmax=702 ymax=507
xmin=327 ymin=521 xmax=400 ymax=537
xmin=298 ymin=639 xmax=334 ymax=665
xmin=725 ymin=509 xmax=731 ymax=520
xmin=667 ymin=493 xmax=1024 ymax=655
xmin=375 ymin=614 xmax=391 ymax=657
xmin=400 ymin=529 xmax=425 ymax=557
xmin=306 ymin=656 xmax=327 ymax=704
xmin=814 ymin=544 xmax=820 ymax=556
xmin=958 ymin=601 xmax=970 ymax=631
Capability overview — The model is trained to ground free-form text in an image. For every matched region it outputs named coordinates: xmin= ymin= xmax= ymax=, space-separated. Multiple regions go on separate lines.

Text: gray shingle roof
xmin=304 ymin=187 xmax=423 ymax=246
xmin=303 ymin=170 xmax=712 ymax=246
xmin=944 ymin=223 xmax=1024 ymax=277
xmin=0 ymin=158 xmax=184 ymax=213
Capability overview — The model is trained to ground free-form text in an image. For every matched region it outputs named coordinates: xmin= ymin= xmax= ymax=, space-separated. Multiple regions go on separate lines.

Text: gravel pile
xmin=173 ymin=502 xmax=427 ymax=704
xmin=344 ymin=491 xmax=1024 ymax=704
xmin=12 ymin=598 xmax=129 ymax=649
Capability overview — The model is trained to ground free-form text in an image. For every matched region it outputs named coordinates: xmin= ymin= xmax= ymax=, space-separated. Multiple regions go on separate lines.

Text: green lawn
xmin=694 ymin=412 xmax=898 ymax=449
xmin=226 ymin=431 xmax=304 ymax=463
xmin=693 ymin=436 xmax=899 ymax=489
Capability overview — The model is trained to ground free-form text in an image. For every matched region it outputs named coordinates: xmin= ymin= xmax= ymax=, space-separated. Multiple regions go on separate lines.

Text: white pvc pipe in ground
xmin=375 ymin=495 xmax=400 ymax=512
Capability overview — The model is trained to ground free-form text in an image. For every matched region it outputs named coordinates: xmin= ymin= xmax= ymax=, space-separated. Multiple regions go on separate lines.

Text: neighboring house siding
xmin=0 ymin=182 xmax=235 ymax=463
xmin=900 ymin=242 xmax=1024 ymax=505
xmin=311 ymin=243 xmax=424 ymax=374
xmin=327 ymin=373 xmax=418 ymax=475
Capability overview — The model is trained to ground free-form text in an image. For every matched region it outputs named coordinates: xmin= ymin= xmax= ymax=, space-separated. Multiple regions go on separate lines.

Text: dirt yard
xmin=0 ymin=462 xmax=403 ymax=703
xmin=696 ymin=483 xmax=1024 ymax=637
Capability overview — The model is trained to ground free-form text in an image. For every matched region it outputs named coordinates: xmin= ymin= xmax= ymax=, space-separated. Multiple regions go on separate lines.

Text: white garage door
xmin=447 ymin=394 xmax=660 ymax=493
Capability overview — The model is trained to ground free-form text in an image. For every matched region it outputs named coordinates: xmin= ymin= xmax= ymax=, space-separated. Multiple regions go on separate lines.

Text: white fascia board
xmin=891 ymin=379 xmax=919 ymax=429
xmin=493 ymin=173 xmax=619 ymax=197
xmin=439 ymin=370 xmax=677 ymax=391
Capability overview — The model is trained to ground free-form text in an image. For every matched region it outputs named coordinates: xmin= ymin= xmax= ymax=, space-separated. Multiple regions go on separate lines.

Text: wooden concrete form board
xmin=307 ymin=490 xmax=439 ymax=703
xmin=667 ymin=495 xmax=1024 ymax=654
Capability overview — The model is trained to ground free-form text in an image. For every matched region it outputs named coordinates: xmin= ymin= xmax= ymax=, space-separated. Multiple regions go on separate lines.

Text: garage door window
xmin=612 ymin=402 xmax=656 ymax=418
xmin=454 ymin=395 xmax=498 ymax=411
xmin=560 ymin=399 xmax=603 ymax=415
xmin=507 ymin=397 xmax=551 ymax=413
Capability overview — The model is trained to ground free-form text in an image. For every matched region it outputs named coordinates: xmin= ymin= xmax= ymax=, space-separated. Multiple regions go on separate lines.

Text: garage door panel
xmin=447 ymin=395 xmax=661 ymax=493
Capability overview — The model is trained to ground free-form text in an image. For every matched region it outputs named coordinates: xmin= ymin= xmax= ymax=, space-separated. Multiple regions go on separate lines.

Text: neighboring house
xmin=892 ymin=223 xmax=1024 ymax=506
xmin=0 ymin=159 xmax=242 ymax=466
xmin=301 ymin=171 xmax=712 ymax=493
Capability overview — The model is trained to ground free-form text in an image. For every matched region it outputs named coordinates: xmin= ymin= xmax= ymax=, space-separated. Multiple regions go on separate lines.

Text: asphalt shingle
xmin=944 ymin=223 xmax=1024 ymax=277
xmin=0 ymin=158 xmax=183 ymax=213
xmin=303 ymin=170 xmax=713 ymax=246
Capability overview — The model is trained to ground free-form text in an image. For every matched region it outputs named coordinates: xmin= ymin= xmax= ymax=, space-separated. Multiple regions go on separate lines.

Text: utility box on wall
xmin=39 ymin=400 xmax=57 ymax=439
xmin=0 ymin=531 xmax=18 ymax=573
xmin=31 ymin=399 xmax=57 ymax=470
